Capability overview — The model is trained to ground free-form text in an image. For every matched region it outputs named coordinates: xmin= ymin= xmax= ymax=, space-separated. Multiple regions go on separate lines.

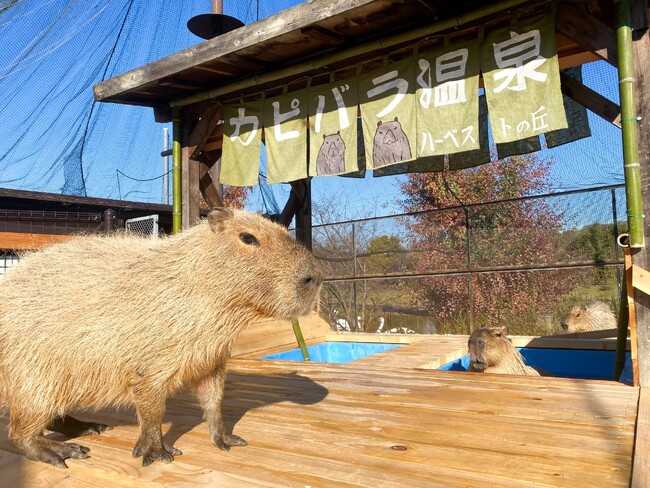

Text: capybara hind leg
xmin=130 ymin=389 xmax=181 ymax=467
xmin=48 ymin=415 xmax=112 ymax=437
xmin=14 ymin=437 xmax=90 ymax=468
xmin=194 ymin=371 xmax=247 ymax=452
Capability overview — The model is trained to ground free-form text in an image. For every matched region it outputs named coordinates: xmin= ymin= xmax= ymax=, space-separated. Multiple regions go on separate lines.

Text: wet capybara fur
xmin=560 ymin=299 xmax=617 ymax=333
xmin=468 ymin=326 xmax=545 ymax=376
xmin=0 ymin=208 xmax=323 ymax=468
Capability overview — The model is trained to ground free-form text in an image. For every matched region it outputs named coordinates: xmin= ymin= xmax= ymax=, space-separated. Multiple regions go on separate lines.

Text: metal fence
xmin=0 ymin=251 xmax=20 ymax=277
xmin=313 ymin=185 xmax=627 ymax=336
xmin=125 ymin=214 xmax=159 ymax=239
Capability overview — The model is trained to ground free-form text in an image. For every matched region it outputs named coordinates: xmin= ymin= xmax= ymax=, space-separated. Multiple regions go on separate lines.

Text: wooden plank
xmin=556 ymin=2 xmax=618 ymax=67
xmin=633 ymin=264 xmax=650 ymax=297
xmin=632 ymin=387 xmax=650 ymax=487
xmin=93 ymin=0 xmax=385 ymax=102
xmin=631 ymin=7 xmax=650 ymax=388
xmin=560 ymin=71 xmax=621 ymax=128
xmin=0 ymin=338 xmax=638 ymax=487
xmin=232 ymin=312 xmax=329 ymax=358
xmin=0 ymin=232 xmax=77 ymax=250
xmin=198 ymin=154 xmax=224 ymax=209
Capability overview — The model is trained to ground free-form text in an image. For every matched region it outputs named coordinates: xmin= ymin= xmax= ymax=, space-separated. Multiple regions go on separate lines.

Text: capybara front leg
xmin=194 ymin=371 xmax=247 ymax=452
xmin=10 ymin=413 xmax=90 ymax=468
xmin=48 ymin=415 xmax=112 ymax=437
xmin=130 ymin=387 xmax=181 ymax=467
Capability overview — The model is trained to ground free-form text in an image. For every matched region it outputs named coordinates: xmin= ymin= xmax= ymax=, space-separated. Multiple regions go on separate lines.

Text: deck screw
xmin=390 ymin=445 xmax=408 ymax=451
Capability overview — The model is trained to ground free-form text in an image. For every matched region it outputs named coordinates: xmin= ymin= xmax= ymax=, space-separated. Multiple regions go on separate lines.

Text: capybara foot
xmin=213 ymin=433 xmax=247 ymax=452
xmin=20 ymin=438 xmax=90 ymax=468
xmin=132 ymin=439 xmax=181 ymax=467
xmin=48 ymin=415 xmax=112 ymax=437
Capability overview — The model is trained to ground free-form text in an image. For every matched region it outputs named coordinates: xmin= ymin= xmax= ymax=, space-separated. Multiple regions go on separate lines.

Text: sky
xmin=0 ymin=0 xmax=626 ymax=225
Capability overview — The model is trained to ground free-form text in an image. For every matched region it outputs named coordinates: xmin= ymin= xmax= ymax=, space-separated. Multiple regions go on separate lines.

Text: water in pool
xmin=438 ymin=348 xmax=633 ymax=382
xmin=262 ymin=342 xmax=402 ymax=363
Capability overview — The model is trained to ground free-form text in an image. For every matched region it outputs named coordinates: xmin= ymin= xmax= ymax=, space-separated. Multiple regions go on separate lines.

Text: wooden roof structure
xmin=91 ymin=0 xmax=650 ymax=484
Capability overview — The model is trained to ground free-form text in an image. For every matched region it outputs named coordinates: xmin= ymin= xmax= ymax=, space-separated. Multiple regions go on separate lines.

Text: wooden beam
xmin=556 ymin=2 xmax=618 ymax=67
xmin=632 ymin=388 xmax=650 ymax=488
xmin=630 ymin=5 xmax=650 ymax=389
xmin=198 ymin=152 xmax=224 ymax=209
xmin=0 ymin=232 xmax=77 ymax=250
xmin=560 ymin=72 xmax=621 ymax=128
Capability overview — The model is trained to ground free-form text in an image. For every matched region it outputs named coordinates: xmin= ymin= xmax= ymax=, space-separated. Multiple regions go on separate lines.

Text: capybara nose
xmin=301 ymin=275 xmax=322 ymax=288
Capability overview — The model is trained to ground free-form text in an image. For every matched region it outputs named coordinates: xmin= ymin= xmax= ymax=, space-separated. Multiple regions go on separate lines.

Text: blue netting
xmin=0 ymin=0 xmax=301 ymax=203
xmin=0 ymin=1 xmax=626 ymax=214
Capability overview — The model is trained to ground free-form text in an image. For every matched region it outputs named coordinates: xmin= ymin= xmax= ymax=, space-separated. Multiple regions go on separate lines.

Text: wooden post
xmin=629 ymin=0 xmax=650 ymax=389
xmin=181 ymin=120 xmax=201 ymax=229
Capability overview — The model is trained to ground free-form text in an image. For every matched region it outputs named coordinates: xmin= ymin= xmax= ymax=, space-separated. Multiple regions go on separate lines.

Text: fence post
xmin=465 ymin=207 xmax=474 ymax=334
xmin=611 ymin=187 xmax=623 ymax=295
xmin=352 ymin=222 xmax=358 ymax=331
xmin=103 ymin=209 xmax=115 ymax=234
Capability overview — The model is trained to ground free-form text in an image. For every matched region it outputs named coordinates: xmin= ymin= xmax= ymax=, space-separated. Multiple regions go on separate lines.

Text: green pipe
xmin=615 ymin=0 xmax=644 ymax=247
xmin=172 ymin=106 xmax=182 ymax=234
xmin=614 ymin=263 xmax=630 ymax=380
xmin=291 ymin=318 xmax=311 ymax=361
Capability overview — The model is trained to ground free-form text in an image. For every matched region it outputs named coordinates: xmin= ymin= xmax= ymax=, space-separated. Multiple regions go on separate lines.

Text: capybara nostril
xmin=301 ymin=275 xmax=322 ymax=288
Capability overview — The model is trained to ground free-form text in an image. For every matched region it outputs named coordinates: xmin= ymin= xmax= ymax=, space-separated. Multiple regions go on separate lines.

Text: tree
xmin=223 ymin=186 xmax=250 ymax=209
xmin=399 ymin=154 xmax=578 ymax=333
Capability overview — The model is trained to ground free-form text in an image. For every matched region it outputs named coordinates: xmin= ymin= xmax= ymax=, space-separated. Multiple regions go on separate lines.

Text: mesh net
xmin=0 ymin=0 xmax=302 ymax=204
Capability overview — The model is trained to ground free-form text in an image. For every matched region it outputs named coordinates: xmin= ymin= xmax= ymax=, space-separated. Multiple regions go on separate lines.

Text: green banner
xmin=416 ymin=39 xmax=480 ymax=157
xmin=481 ymin=13 xmax=567 ymax=144
xmin=308 ymin=80 xmax=359 ymax=176
xmin=221 ymin=102 xmax=262 ymax=186
xmin=359 ymin=59 xmax=416 ymax=170
xmin=264 ymin=89 xmax=309 ymax=184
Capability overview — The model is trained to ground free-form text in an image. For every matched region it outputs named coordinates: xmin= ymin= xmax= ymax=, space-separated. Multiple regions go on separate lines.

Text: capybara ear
xmin=207 ymin=207 xmax=234 ymax=232
xmin=496 ymin=326 xmax=509 ymax=337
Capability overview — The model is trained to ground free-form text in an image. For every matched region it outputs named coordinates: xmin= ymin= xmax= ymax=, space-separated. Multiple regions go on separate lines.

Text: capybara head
xmin=560 ymin=300 xmax=616 ymax=333
xmin=203 ymin=208 xmax=324 ymax=319
xmin=467 ymin=326 xmax=511 ymax=372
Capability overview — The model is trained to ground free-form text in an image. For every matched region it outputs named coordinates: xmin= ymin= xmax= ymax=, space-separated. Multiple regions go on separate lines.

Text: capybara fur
xmin=560 ymin=299 xmax=617 ymax=333
xmin=0 ymin=208 xmax=323 ymax=468
xmin=468 ymin=326 xmax=546 ymax=376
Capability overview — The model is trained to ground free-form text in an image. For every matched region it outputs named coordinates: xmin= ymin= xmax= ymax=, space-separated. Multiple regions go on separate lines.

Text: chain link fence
xmin=314 ymin=185 xmax=627 ymax=336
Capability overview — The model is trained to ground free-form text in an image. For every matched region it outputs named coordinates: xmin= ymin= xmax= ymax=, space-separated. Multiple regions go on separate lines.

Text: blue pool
xmin=262 ymin=342 xmax=402 ymax=363
xmin=439 ymin=348 xmax=633 ymax=382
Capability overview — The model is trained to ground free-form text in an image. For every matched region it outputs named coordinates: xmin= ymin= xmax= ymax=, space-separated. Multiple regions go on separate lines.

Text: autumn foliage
xmin=399 ymin=154 xmax=578 ymax=331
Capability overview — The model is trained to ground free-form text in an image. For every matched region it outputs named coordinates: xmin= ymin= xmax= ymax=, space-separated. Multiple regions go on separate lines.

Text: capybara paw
xmin=213 ymin=433 xmax=247 ymax=452
xmin=135 ymin=447 xmax=174 ymax=467
xmin=24 ymin=441 xmax=90 ymax=468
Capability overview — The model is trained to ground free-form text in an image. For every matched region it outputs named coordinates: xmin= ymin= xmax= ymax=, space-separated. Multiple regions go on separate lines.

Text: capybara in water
xmin=560 ymin=299 xmax=617 ymax=333
xmin=467 ymin=326 xmax=546 ymax=376
xmin=0 ymin=208 xmax=323 ymax=468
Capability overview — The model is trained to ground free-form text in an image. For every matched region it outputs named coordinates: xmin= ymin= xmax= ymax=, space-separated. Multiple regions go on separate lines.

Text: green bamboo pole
xmin=170 ymin=0 xmax=532 ymax=107
xmin=291 ymin=318 xmax=311 ymax=361
xmin=172 ymin=106 xmax=182 ymax=234
xmin=615 ymin=0 xmax=645 ymax=247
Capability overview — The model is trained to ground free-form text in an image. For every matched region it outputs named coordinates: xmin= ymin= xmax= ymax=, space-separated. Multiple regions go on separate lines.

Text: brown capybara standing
xmin=560 ymin=299 xmax=617 ymax=333
xmin=0 ymin=208 xmax=322 ymax=468
xmin=467 ymin=326 xmax=546 ymax=376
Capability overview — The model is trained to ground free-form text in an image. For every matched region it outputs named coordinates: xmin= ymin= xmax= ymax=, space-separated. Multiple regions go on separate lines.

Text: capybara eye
xmin=239 ymin=232 xmax=260 ymax=246
xmin=478 ymin=339 xmax=485 ymax=347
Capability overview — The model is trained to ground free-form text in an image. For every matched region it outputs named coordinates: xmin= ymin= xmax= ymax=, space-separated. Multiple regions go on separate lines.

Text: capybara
xmin=0 ymin=208 xmax=323 ymax=468
xmin=467 ymin=326 xmax=546 ymax=376
xmin=560 ymin=299 xmax=617 ymax=333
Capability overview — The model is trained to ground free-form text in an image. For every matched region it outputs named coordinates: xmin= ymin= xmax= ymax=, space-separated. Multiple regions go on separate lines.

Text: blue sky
xmin=0 ymin=0 xmax=625 ymax=224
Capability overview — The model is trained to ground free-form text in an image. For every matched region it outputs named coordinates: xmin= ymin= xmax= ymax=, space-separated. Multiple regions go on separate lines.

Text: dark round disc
xmin=187 ymin=14 xmax=245 ymax=40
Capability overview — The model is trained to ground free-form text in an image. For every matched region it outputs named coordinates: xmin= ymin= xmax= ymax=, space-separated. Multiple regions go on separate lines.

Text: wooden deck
xmin=0 ymin=337 xmax=640 ymax=487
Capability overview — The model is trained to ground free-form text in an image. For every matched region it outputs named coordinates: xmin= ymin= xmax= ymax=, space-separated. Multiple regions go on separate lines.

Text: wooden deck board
xmin=0 ymin=339 xmax=639 ymax=487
